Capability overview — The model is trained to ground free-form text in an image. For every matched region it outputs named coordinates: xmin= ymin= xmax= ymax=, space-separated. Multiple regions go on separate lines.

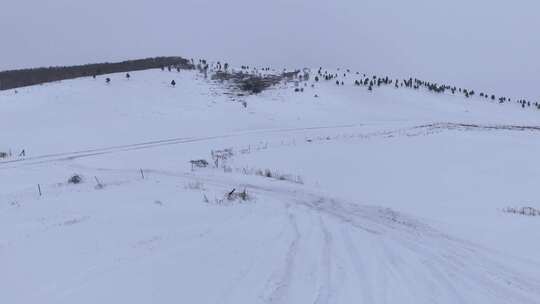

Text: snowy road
xmin=3 ymin=166 xmax=540 ymax=303
xmin=2 ymin=121 xmax=538 ymax=170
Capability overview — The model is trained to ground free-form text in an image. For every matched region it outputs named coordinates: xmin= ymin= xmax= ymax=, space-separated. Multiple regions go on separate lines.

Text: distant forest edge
xmin=0 ymin=57 xmax=193 ymax=90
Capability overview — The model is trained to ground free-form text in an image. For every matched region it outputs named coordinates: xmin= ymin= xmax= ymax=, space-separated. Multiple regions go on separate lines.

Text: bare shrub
xmin=227 ymin=188 xmax=251 ymax=202
xmin=503 ymin=206 xmax=540 ymax=216
xmin=186 ymin=181 xmax=205 ymax=191
xmin=203 ymin=188 xmax=253 ymax=205
xmin=68 ymin=174 xmax=83 ymax=184
xmin=94 ymin=176 xmax=104 ymax=189
xmin=282 ymin=70 xmax=300 ymax=79
xmin=211 ymin=148 xmax=234 ymax=167
xmin=211 ymin=71 xmax=283 ymax=94
xmin=252 ymin=168 xmax=303 ymax=184
xmin=190 ymin=159 xmax=209 ymax=170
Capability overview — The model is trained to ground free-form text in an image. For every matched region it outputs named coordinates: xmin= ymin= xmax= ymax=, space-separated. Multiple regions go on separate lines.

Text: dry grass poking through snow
xmin=503 ymin=206 xmax=540 ymax=217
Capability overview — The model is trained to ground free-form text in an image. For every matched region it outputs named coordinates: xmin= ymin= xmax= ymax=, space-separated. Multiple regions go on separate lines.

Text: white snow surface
xmin=1 ymin=68 xmax=540 ymax=303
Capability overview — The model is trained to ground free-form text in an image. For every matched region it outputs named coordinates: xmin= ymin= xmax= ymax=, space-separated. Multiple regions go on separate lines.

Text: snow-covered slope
xmin=1 ymin=68 xmax=540 ymax=303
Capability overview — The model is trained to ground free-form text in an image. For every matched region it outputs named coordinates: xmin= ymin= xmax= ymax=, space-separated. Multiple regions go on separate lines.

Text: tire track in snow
xmin=14 ymin=160 xmax=540 ymax=303
xmin=340 ymin=226 xmax=374 ymax=303
xmin=3 ymin=121 xmax=537 ymax=170
xmin=0 ymin=124 xmax=360 ymax=169
xmin=212 ymin=180 xmax=540 ymax=303
xmin=262 ymin=206 xmax=301 ymax=304
xmin=313 ymin=216 xmax=332 ymax=304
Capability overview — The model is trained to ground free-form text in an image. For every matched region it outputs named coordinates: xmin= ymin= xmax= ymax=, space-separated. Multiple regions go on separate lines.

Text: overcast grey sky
xmin=1 ymin=0 xmax=539 ymax=99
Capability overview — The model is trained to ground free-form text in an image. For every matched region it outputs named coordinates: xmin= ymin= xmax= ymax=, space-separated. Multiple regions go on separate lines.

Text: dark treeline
xmin=0 ymin=57 xmax=193 ymax=90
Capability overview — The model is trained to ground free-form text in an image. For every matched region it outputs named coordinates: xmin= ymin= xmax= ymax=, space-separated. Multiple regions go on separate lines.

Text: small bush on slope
xmin=68 ymin=174 xmax=83 ymax=184
xmin=503 ymin=206 xmax=540 ymax=216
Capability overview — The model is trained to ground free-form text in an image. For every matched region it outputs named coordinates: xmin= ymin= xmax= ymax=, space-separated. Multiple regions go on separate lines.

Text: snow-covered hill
xmin=1 ymin=67 xmax=540 ymax=303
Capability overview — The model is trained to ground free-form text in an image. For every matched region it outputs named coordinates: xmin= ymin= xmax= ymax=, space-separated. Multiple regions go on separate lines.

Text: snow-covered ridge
xmin=1 ymin=66 xmax=539 ymax=303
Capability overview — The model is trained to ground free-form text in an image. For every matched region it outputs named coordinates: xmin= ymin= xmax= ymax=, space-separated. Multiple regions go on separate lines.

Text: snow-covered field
xmin=1 ymin=68 xmax=540 ymax=303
